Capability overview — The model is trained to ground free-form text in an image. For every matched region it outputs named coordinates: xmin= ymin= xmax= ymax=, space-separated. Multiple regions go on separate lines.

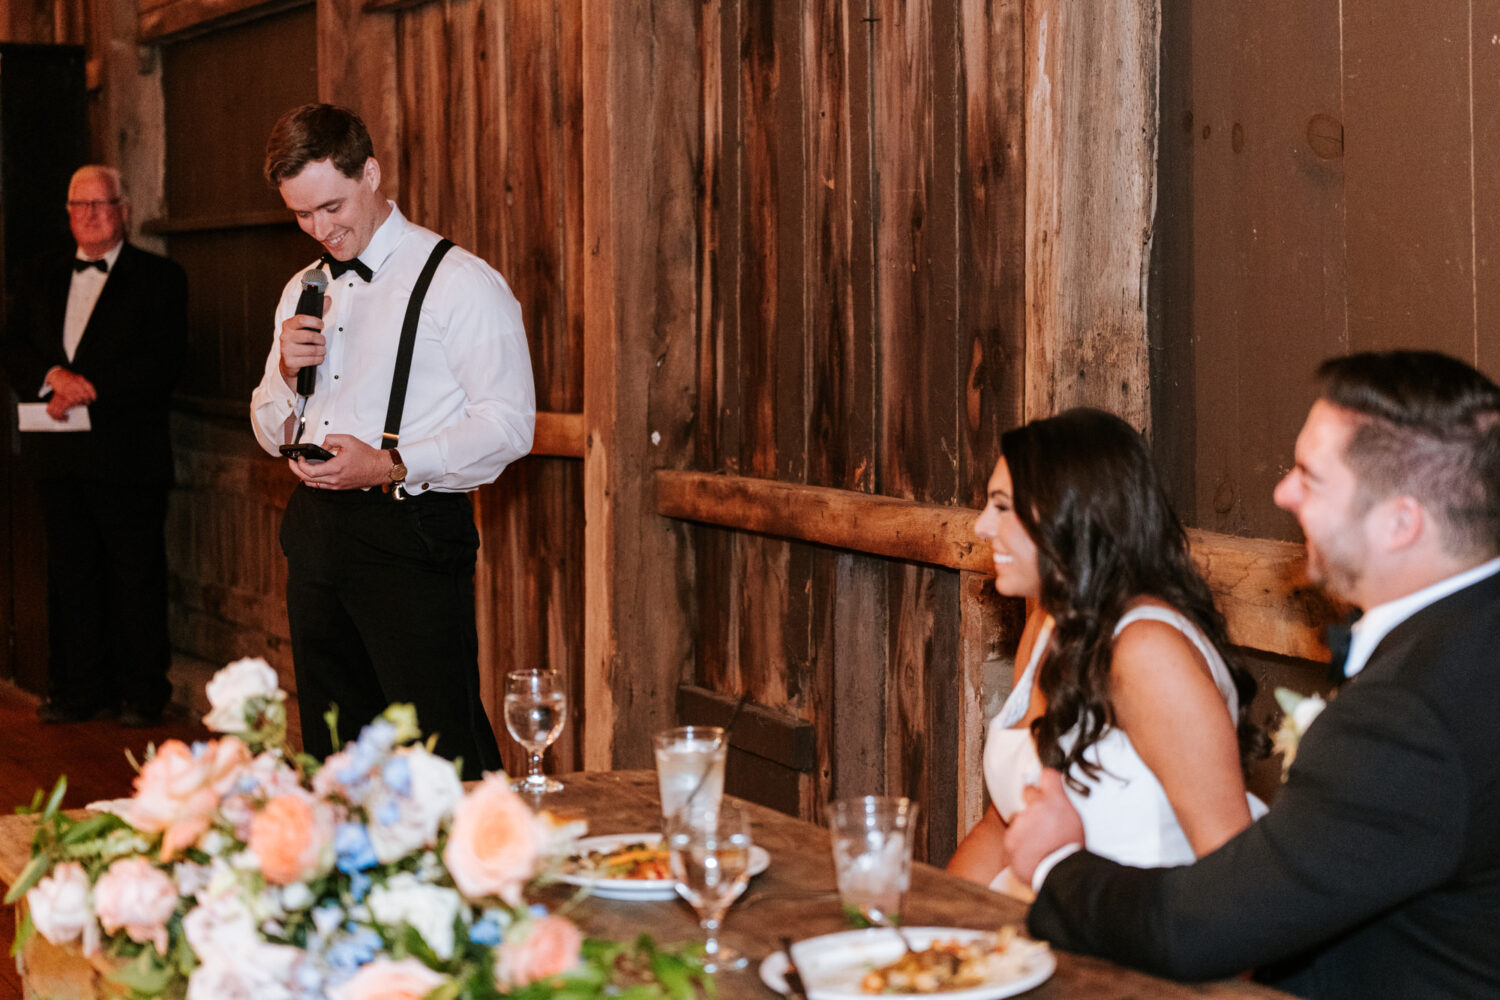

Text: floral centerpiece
xmin=6 ymin=658 xmax=711 ymax=1000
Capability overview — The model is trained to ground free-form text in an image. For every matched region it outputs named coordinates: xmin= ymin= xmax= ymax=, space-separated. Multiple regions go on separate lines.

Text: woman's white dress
xmin=982 ymin=606 xmax=1267 ymax=896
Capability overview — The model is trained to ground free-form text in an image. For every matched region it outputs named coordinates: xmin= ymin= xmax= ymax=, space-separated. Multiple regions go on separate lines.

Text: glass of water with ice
xmin=828 ymin=795 xmax=917 ymax=928
xmin=503 ymin=669 xmax=567 ymax=794
xmin=653 ymin=725 xmax=726 ymax=829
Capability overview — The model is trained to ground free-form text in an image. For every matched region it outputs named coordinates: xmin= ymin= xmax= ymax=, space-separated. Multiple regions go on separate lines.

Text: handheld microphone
xmin=294 ymin=267 xmax=329 ymax=397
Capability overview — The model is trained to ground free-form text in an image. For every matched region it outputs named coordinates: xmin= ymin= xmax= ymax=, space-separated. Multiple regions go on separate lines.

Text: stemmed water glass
xmin=503 ymin=669 xmax=566 ymax=794
xmin=667 ymin=799 xmax=754 ymax=973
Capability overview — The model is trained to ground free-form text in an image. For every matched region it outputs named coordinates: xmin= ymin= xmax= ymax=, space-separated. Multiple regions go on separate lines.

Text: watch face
xmin=390 ymin=463 xmax=407 ymax=482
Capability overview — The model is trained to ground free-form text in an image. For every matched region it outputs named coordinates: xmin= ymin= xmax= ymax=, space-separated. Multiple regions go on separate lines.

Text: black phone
xmin=279 ymin=442 xmax=335 ymax=462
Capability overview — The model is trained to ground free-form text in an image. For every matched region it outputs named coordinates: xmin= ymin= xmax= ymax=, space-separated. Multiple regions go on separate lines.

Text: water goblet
xmin=668 ymin=799 xmax=753 ymax=973
xmin=503 ymin=669 xmax=566 ymax=794
xmin=828 ymin=795 xmax=917 ymax=934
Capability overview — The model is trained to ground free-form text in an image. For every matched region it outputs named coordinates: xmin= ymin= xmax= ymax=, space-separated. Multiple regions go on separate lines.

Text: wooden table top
xmin=0 ymin=769 xmax=1292 ymax=999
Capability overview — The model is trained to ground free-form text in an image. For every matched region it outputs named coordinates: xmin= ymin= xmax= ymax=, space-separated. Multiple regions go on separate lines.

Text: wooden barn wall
xmin=1153 ymin=1 xmax=1500 ymax=540
xmin=369 ymin=0 xmax=587 ymax=778
xmin=692 ymin=0 xmax=1030 ymax=861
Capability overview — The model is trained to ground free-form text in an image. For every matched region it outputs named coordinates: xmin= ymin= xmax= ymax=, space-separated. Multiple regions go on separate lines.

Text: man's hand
xmin=1003 ymin=768 xmax=1085 ymax=886
xmin=44 ymin=368 xmax=97 ymax=420
xmin=277 ymin=298 xmax=332 ymax=388
xmin=288 ymin=434 xmax=399 ymax=492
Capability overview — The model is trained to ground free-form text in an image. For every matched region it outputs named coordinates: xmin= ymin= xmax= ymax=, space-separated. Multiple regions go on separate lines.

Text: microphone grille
xmin=300 ymin=267 xmax=329 ymax=292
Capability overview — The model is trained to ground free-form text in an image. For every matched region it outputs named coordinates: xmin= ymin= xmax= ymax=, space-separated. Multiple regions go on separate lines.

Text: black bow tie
xmin=72 ymin=258 xmax=107 ymax=274
xmin=1324 ymin=609 xmax=1364 ymax=684
xmin=322 ymin=254 xmax=373 ymax=282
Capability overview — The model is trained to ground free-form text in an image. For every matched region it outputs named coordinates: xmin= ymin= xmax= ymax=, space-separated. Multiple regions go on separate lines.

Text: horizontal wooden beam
xmin=654 ymin=470 xmax=1338 ymax=661
xmin=530 ymin=411 xmax=585 ymax=458
xmin=142 ymin=209 xmax=294 ymax=236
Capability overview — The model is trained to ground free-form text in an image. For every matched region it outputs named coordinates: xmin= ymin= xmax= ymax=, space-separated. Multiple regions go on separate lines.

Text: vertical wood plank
xmin=1476 ymin=0 xmax=1500 ymax=374
xmin=582 ymin=0 xmax=700 ymax=769
xmin=1342 ymin=1 xmax=1473 ymax=357
xmin=318 ymin=0 xmax=400 ymax=196
xmin=1023 ymin=0 xmax=1155 ymax=429
xmin=957 ymin=0 xmax=1025 ymax=507
xmin=1160 ymin=1 xmax=1343 ymax=537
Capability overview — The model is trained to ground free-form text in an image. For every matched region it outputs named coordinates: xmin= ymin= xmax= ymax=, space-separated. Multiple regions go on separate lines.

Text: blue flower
xmin=326 ymin=926 xmax=382 ymax=970
xmin=335 ymin=822 xmax=378 ymax=873
xmin=469 ymin=915 xmax=503 ymax=946
xmin=382 ymin=756 xmax=412 ymax=796
xmin=348 ymin=869 xmax=373 ymax=902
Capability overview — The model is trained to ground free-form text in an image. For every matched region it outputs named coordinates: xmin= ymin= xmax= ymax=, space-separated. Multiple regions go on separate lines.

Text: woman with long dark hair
xmin=948 ymin=408 xmax=1266 ymax=896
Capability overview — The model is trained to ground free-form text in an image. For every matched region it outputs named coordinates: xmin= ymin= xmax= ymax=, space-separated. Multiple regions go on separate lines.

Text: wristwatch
xmin=387 ymin=448 xmax=407 ymax=490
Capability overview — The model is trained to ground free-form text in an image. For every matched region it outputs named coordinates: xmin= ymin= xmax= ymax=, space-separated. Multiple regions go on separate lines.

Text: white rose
xmin=182 ymin=892 xmax=259 ymax=965
xmin=367 ymin=873 xmax=465 ymax=960
xmin=186 ymin=945 xmax=301 ymax=1000
xmin=366 ymin=747 xmax=464 ymax=864
xmin=204 ymin=658 xmax=282 ymax=733
xmin=1291 ymin=693 xmax=1328 ymax=733
xmin=27 ymin=862 xmax=100 ymax=955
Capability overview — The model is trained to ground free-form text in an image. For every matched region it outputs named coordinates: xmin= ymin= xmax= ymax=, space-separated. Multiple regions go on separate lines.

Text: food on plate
xmin=568 ymin=840 xmax=672 ymax=880
xmin=858 ymin=927 xmax=1048 ymax=994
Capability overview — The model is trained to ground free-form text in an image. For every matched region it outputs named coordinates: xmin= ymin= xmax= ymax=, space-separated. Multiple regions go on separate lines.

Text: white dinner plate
xmin=554 ymin=832 xmax=770 ymax=901
xmin=758 ymin=926 xmax=1055 ymax=1000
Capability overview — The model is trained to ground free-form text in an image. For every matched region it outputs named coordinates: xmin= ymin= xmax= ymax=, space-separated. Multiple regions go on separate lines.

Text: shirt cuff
xmin=1031 ymin=843 xmax=1083 ymax=893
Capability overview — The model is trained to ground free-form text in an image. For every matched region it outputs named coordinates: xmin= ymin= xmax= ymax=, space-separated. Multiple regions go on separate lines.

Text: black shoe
xmin=118 ymin=705 xmax=165 ymax=728
xmin=37 ymin=700 xmax=118 ymax=724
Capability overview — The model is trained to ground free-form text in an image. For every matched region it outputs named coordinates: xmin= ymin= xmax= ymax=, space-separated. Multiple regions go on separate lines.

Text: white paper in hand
xmin=18 ymin=402 xmax=91 ymax=432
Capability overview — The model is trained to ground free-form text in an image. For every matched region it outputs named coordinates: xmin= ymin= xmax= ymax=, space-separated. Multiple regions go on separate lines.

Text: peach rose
xmin=442 ymin=774 xmax=540 ymax=904
xmin=126 ymin=738 xmax=251 ymax=859
xmin=326 ymin=957 xmax=447 ymax=1000
xmin=247 ymin=794 xmax=334 ymax=885
xmin=92 ymin=857 xmax=178 ymax=955
xmin=495 ymin=914 xmax=582 ymax=989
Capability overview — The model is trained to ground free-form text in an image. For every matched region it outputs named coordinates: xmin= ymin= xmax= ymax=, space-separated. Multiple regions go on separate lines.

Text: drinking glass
xmin=653 ymin=725 xmax=726 ymax=827
xmin=668 ymin=799 xmax=753 ymax=972
xmin=828 ymin=795 xmax=917 ymax=928
xmin=503 ymin=669 xmax=566 ymax=794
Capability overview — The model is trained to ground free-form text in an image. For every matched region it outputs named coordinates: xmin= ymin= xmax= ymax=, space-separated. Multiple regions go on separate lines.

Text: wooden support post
xmin=582 ymin=1 xmax=701 ymax=770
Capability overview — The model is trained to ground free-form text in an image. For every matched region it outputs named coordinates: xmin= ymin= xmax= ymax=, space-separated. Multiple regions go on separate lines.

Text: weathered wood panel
xmin=1023 ymin=0 xmax=1156 ymax=428
xmin=1477 ymin=1 xmax=1500 ymax=376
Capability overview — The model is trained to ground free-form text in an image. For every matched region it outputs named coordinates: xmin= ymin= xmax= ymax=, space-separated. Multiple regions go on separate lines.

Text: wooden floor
xmin=0 ymin=680 xmax=214 ymax=998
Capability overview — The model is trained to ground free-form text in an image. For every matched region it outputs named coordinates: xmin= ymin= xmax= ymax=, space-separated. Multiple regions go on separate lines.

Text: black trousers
xmin=39 ymin=479 xmax=172 ymax=714
xmin=280 ymin=484 xmax=502 ymax=779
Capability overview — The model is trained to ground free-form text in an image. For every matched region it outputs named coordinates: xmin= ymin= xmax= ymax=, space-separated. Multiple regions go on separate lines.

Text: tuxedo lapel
xmin=71 ymin=245 xmax=133 ymax=368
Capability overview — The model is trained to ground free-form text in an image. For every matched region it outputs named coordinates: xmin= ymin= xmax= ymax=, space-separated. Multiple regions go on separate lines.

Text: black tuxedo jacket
xmin=0 ymin=244 xmax=187 ymax=483
xmin=1025 ymin=569 xmax=1500 ymax=998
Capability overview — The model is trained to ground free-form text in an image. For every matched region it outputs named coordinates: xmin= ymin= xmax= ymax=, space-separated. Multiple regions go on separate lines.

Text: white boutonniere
xmin=1272 ymin=687 xmax=1328 ymax=778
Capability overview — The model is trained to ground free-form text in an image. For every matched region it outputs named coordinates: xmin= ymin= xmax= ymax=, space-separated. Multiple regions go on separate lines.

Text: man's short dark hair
xmin=264 ymin=104 xmax=374 ymax=187
xmin=1317 ymin=350 xmax=1500 ymax=558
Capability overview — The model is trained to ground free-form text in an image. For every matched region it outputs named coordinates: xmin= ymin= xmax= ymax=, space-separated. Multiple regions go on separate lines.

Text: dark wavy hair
xmin=1001 ymin=408 xmax=1266 ymax=790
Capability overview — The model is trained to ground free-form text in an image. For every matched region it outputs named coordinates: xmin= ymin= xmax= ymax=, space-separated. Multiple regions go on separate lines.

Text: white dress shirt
xmin=250 ymin=204 xmax=535 ymax=494
xmin=1342 ymin=556 xmax=1500 ymax=678
xmin=62 ymin=241 xmax=123 ymax=362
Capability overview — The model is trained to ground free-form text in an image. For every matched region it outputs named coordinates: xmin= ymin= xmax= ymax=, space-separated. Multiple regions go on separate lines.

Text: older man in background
xmin=0 ymin=165 xmax=187 ymax=726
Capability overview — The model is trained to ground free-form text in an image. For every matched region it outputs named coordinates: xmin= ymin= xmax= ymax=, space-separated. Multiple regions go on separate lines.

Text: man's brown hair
xmin=264 ymin=103 xmax=374 ymax=187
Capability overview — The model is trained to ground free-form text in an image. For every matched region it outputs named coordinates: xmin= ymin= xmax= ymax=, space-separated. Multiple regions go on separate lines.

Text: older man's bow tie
xmin=72 ymin=258 xmax=107 ymax=274
xmin=321 ymin=254 xmax=373 ymax=282
xmin=1324 ymin=609 xmax=1363 ymax=684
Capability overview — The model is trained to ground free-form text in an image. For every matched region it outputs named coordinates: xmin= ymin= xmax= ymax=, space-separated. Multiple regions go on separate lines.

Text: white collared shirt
xmin=250 ymin=204 xmax=535 ymax=493
xmin=1343 ymin=556 xmax=1500 ymax=678
xmin=62 ymin=241 xmax=124 ymax=362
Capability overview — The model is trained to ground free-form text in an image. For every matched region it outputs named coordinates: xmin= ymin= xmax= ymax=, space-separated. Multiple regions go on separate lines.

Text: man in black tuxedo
xmin=0 ymin=165 xmax=187 ymax=726
xmin=1005 ymin=350 xmax=1500 ymax=999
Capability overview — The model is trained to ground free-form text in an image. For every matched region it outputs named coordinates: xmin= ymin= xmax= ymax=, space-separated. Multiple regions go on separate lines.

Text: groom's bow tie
xmin=72 ymin=257 xmax=107 ymax=274
xmin=322 ymin=254 xmax=373 ymax=282
xmin=1324 ymin=609 xmax=1364 ymax=684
